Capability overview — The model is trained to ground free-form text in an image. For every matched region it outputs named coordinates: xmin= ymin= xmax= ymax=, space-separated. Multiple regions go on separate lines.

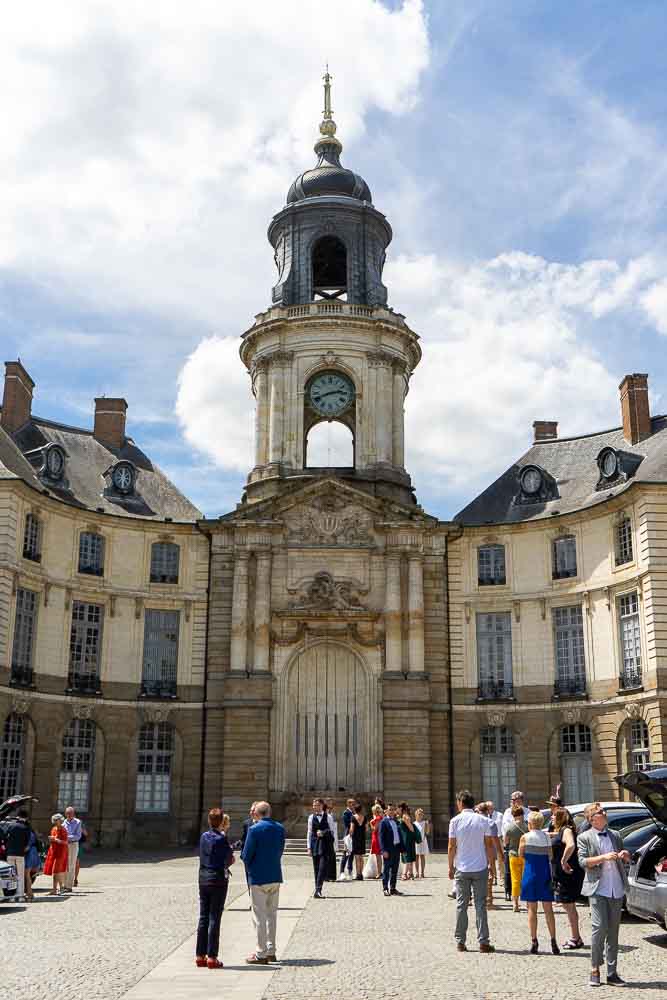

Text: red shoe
xmin=195 ymin=956 xmax=207 ymax=968
xmin=207 ymin=958 xmax=223 ymax=969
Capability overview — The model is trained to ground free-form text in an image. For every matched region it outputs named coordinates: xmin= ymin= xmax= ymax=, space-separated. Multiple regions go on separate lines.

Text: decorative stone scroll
xmin=287 ymin=494 xmax=373 ymax=546
xmin=11 ymin=694 xmax=32 ymax=716
xmin=288 ymin=571 xmax=366 ymax=612
xmin=624 ymin=701 xmax=643 ymax=720
xmin=487 ymin=709 xmax=507 ymax=728
xmin=561 ymin=707 xmax=583 ymax=725
xmin=141 ymin=704 xmax=172 ymax=724
xmin=70 ymin=701 xmax=95 ymax=721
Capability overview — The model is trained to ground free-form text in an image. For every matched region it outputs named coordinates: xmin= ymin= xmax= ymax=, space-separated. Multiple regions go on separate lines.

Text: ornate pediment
xmin=286 ymin=493 xmax=374 ymax=547
xmin=288 ymin=571 xmax=366 ymax=611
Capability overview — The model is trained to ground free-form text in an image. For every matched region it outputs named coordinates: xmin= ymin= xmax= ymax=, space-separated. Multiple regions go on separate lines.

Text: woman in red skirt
xmin=369 ymin=804 xmax=384 ymax=879
xmin=43 ymin=813 xmax=68 ymax=894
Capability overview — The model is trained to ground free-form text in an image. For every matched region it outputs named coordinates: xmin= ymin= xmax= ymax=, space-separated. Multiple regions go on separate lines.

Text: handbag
xmin=343 ymin=833 xmax=353 ymax=853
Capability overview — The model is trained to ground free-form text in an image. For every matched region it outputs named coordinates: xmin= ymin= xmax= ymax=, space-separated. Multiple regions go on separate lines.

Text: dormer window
xmin=44 ymin=444 xmax=66 ymax=481
xmin=515 ymin=464 xmax=558 ymax=506
xmin=111 ymin=461 xmax=136 ymax=496
xmin=599 ymin=447 xmax=618 ymax=481
xmin=595 ymin=446 xmax=642 ymax=491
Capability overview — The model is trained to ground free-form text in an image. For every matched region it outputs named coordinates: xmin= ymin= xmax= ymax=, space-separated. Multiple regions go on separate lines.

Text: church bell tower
xmin=241 ymin=71 xmax=421 ymax=507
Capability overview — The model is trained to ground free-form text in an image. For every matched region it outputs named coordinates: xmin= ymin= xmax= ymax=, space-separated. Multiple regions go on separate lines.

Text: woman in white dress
xmin=414 ymin=808 xmax=431 ymax=878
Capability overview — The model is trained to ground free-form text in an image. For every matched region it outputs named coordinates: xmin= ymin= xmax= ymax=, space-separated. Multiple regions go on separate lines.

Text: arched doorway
xmin=285 ymin=642 xmax=369 ymax=792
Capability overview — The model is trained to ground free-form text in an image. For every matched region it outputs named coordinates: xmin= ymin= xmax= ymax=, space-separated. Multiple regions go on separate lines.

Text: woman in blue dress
xmin=519 ymin=811 xmax=559 ymax=955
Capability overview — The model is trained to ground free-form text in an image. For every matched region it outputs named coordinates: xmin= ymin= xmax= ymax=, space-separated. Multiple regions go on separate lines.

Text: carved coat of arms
xmin=289 ymin=572 xmax=365 ymax=611
xmin=288 ymin=494 xmax=373 ymax=546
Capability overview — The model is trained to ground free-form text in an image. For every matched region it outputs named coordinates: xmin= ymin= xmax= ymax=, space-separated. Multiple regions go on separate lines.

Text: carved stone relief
xmin=561 ymin=707 xmax=583 ymax=725
xmin=288 ymin=571 xmax=366 ymax=611
xmin=487 ymin=709 xmax=507 ymax=728
xmin=624 ymin=701 xmax=643 ymax=720
xmin=141 ymin=705 xmax=172 ymax=725
xmin=11 ymin=694 xmax=32 ymax=716
xmin=286 ymin=494 xmax=373 ymax=546
xmin=70 ymin=701 xmax=95 ymax=721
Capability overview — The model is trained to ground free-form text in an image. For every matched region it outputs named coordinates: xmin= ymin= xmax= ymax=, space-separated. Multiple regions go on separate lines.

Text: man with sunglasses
xmin=577 ymin=803 xmax=631 ymax=988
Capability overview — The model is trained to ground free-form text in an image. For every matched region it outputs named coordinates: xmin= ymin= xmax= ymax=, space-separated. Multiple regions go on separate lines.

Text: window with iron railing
xmin=477 ymin=544 xmax=506 ymax=586
xmin=11 ymin=588 xmax=38 ymax=687
xmin=553 ymin=605 xmax=586 ymax=696
xmin=141 ymin=610 xmax=180 ymax=698
xmin=67 ymin=601 xmax=103 ymax=694
xmin=618 ymin=592 xmax=642 ymax=689
xmin=476 ymin=612 xmax=513 ymax=699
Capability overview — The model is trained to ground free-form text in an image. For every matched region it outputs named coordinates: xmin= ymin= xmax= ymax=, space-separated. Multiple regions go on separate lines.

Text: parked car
xmin=0 ymin=795 xmax=40 ymax=869
xmin=541 ymin=800 xmax=650 ymax=832
xmin=0 ymin=858 xmax=19 ymax=900
xmin=615 ymin=768 xmax=667 ymax=928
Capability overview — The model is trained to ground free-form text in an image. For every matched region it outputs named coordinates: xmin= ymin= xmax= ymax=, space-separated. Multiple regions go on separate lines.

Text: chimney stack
xmin=93 ymin=397 xmax=128 ymax=451
xmin=533 ymin=420 xmax=558 ymax=443
xmin=619 ymin=373 xmax=651 ymax=445
xmin=1 ymin=360 xmax=34 ymax=434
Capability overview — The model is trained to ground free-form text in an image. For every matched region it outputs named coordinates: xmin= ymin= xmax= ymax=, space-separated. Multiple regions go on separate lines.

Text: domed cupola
xmin=268 ymin=70 xmax=391 ymax=308
xmin=286 ymin=74 xmax=372 ymax=204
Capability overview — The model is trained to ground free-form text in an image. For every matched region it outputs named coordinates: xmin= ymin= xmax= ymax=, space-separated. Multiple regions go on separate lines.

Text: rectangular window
xmin=561 ymin=755 xmax=593 ymax=803
xmin=150 ymin=543 xmax=179 ymax=584
xmin=141 ymin=609 xmax=180 ymax=698
xmin=68 ymin=602 xmax=104 ymax=694
xmin=477 ymin=544 xmax=506 ymax=586
xmin=11 ymin=588 xmax=38 ymax=686
xmin=135 ymin=724 xmax=173 ymax=813
xmin=78 ymin=532 xmax=105 ymax=576
xmin=476 ymin=612 xmax=513 ymax=699
xmin=553 ymin=605 xmax=586 ymax=695
xmin=552 ymin=536 xmax=577 ymax=579
xmin=618 ymin=592 xmax=641 ymax=689
xmin=22 ymin=513 xmax=41 ymax=562
xmin=615 ymin=518 xmax=634 ymax=566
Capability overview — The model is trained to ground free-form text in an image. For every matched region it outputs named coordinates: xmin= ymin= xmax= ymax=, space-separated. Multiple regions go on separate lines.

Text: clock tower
xmin=241 ymin=70 xmax=420 ymax=508
xmin=202 ymin=75 xmax=452 ymax=840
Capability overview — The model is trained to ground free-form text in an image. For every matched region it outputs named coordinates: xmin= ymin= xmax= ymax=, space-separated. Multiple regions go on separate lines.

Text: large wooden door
xmin=287 ymin=642 xmax=367 ymax=792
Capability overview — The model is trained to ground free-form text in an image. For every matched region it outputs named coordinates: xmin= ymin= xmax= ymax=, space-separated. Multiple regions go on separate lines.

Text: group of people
xmin=4 ymin=805 xmax=84 ymax=901
xmin=309 ymin=797 xmax=431 ymax=896
xmin=448 ymin=788 xmax=632 ymax=988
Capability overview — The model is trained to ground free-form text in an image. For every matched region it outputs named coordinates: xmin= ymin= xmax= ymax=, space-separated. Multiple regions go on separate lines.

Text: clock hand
xmin=314 ymin=388 xmax=345 ymax=399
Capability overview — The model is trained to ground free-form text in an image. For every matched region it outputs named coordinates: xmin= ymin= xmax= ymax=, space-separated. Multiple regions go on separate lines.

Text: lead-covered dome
xmin=286 ymin=71 xmax=372 ymax=204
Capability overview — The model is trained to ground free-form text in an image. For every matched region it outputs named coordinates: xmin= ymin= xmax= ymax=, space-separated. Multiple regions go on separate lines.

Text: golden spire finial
xmin=319 ymin=64 xmax=338 ymax=141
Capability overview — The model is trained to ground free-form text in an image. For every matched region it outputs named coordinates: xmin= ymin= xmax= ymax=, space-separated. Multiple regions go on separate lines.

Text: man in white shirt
xmin=577 ymin=803 xmax=630 ymax=988
xmin=448 ymin=790 xmax=496 ymax=953
xmin=306 ymin=799 xmax=337 ymax=898
xmin=63 ymin=806 xmax=82 ymax=893
xmin=500 ymin=790 xmax=530 ymax=836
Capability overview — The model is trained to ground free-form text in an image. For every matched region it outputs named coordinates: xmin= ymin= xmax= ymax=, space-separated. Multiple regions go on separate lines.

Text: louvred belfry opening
xmin=312 ymin=236 xmax=347 ymax=298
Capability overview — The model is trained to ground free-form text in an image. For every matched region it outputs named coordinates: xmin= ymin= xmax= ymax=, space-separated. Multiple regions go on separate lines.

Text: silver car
xmin=615 ymin=766 xmax=667 ymax=928
xmin=0 ymin=858 xmax=18 ymax=900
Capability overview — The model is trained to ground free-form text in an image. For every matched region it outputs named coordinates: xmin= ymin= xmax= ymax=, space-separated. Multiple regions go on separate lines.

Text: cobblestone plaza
xmin=3 ymin=853 xmax=666 ymax=1000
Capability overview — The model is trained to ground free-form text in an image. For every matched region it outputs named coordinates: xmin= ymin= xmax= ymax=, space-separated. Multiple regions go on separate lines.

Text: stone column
xmin=230 ymin=550 xmax=249 ymax=672
xmin=253 ymin=550 xmax=272 ymax=672
xmin=268 ymin=360 xmax=283 ymax=465
xmin=385 ymin=552 xmax=402 ymax=672
xmin=407 ymin=553 xmax=425 ymax=673
xmin=392 ymin=362 xmax=406 ymax=468
xmin=253 ymin=361 xmax=269 ymax=467
xmin=368 ymin=352 xmax=393 ymax=464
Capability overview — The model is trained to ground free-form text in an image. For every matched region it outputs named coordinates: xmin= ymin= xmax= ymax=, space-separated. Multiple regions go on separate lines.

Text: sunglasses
xmin=592 ymin=809 xmax=607 ymax=817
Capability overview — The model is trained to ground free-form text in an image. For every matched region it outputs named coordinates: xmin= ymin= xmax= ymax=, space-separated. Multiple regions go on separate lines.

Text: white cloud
xmin=641 ymin=279 xmax=667 ymax=336
xmin=0 ymin=1 xmax=428 ymax=328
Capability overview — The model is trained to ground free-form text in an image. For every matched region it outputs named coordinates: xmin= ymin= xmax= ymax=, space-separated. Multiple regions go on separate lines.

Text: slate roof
xmin=0 ymin=414 xmax=201 ymax=522
xmin=455 ymin=416 xmax=667 ymax=526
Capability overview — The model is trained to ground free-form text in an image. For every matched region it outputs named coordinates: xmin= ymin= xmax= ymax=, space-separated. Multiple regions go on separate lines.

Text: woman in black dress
xmin=349 ymin=803 xmax=367 ymax=880
xmin=550 ymin=807 xmax=584 ymax=949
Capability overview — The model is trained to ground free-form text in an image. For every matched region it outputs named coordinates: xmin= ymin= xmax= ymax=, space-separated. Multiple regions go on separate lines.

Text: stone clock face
xmin=307 ymin=370 xmax=355 ymax=417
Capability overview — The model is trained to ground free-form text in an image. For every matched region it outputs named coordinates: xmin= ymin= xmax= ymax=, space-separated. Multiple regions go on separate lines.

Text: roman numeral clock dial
xmin=307 ymin=370 xmax=355 ymax=418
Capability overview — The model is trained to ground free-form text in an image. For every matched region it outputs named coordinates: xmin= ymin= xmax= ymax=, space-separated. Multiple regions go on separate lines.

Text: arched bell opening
xmin=312 ymin=235 xmax=347 ymax=300
xmin=305 ymin=419 xmax=355 ymax=469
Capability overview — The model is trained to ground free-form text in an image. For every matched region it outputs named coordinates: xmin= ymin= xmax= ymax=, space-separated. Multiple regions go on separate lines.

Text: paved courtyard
xmin=2 ymin=852 xmax=666 ymax=999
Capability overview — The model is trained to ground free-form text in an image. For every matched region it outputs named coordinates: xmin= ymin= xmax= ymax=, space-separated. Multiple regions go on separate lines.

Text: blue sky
xmin=3 ymin=1 xmax=667 ymax=518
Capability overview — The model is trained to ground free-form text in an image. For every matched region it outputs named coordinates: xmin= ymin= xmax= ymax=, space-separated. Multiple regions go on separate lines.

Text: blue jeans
xmin=196 ymin=882 xmax=228 ymax=958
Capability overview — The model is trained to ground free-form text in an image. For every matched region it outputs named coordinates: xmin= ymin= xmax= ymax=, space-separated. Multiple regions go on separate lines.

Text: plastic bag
xmin=343 ymin=833 xmax=353 ymax=853
xmin=363 ymin=854 xmax=378 ymax=879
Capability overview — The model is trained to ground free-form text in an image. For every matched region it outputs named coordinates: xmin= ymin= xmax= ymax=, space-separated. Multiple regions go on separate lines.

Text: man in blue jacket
xmin=379 ymin=803 xmax=404 ymax=897
xmin=241 ymin=801 xmax=285 ymax=964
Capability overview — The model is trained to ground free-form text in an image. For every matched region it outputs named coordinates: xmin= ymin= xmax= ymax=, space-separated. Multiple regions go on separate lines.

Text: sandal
xmin=563 ymin=937 xmax=585 ymax=950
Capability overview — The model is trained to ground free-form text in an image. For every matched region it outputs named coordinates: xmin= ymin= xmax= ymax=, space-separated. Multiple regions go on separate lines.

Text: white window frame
xmin=150 ymin=542 xmax=180 ymax=585
xmin=559 ymin=724 xmax=593 ymax=803
xmin=629 ymin=719 xmax=650 ymax=771
xmin=57 ymin=718 xmax=96 ymax=813
xmin=617 ymin=591 xmax=642 ymax=689
xmin=68 ymin=601 xmax=104 ymax=694
xmin=135 ymin=722 xmax=173 ymax=814
xmin=552 ymin=605 xmax=586 ymax=696
xmin=0 ymin=713 xmax=25 ymax=800
xmin=141 ymin=609 xmax=180 ymax=698
xmin=481 ymin=726 xmax=517 ymax=805
xmin=78 ymin=531 xmax=105 ymax=577
xmin=477 ymin=544 xmax=506 ymax=587
xmin=615 ymin=516 xmax=634 ymax=567
xmin=552 ymin=535 xmax=577 ymax=580
xmin=11 ymin=587 xmax=38 ymax=685
xmin=476 ymin=611 xmax=513 ymax=698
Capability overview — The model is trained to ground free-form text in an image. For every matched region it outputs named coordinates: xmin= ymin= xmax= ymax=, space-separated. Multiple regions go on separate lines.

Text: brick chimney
xmin=1 ymin=360 xmax=34 ymax=434
xmin=533 ymin=420 xmax=558 ymax=443
xmin=619 ymin=373 xmax=651 ymax=445
xmin=93 ymin=397 xmax=128 ymax=451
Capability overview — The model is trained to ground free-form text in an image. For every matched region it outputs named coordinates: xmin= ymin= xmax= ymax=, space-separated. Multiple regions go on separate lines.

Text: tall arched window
xmin=312 ymin=235 xmax=347 ymax=298
xmin=560 ymin=724 xmax=593 ymax=803
xmin=136 ymin=722 xmax=173 ymax=813
xmin=0 ymin=713 xmax=25 ymax=800
xmin=58 ymin=719 xmax=96 ymax=812
xmin=629 ymin=719 xmax=650 ymax=771
xmin=305 ymin=421 xmax=354 ymax=467
xmin=481 ymin=726 xmax=517 ymax=806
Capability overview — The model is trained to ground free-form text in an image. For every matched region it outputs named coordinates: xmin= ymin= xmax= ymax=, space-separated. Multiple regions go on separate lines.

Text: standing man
xmin=487 ymin=800 xmax=504 ymax=885
xmin=5 ymin=807 xmax=31 ymax=903
xmin=448 ymin=790 xmax=496 ymax=954
xmin=501 ymin=790 xmax=530 ymax=901
xmin=241 ymin=801 xmax=285 ymax=965
xmin=307 ymin=798 xmax=336 ymax=898
xmin=577 ymin=803 xmax=630 ymax=988
xmin=337 ymin=797 xmax=356 ymax=880
xmin=63 ymin=805 xmax=82 ymax=893
xmin=379 ymin=803 xmax=403 ymax=897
